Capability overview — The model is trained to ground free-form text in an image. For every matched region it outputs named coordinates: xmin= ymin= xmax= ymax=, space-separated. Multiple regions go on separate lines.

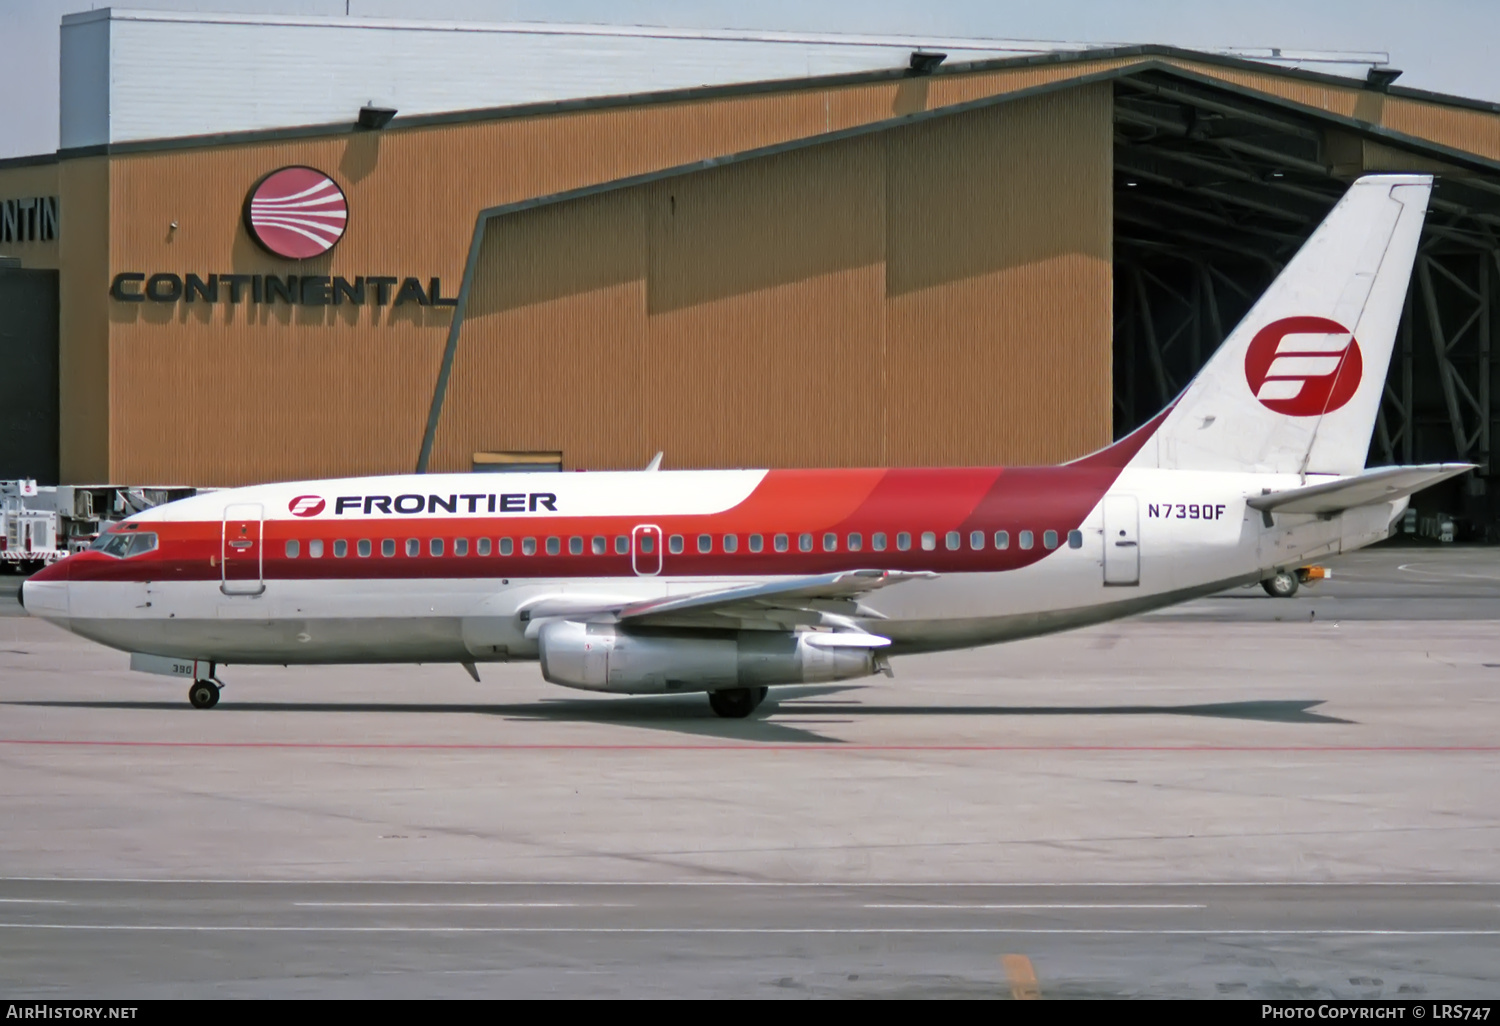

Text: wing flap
xmin=1247 ymin=463 xmax=1473 ymax=515
xmin=617 ymin=569 xmax=936 ymax=624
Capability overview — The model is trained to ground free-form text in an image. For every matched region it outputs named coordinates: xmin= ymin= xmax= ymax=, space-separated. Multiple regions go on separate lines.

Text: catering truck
xmin=1 ymin=480 xmax=201 ymax=572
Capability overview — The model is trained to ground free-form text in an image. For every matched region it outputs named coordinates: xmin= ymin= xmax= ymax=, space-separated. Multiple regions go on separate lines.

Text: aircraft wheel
xmin=708 ymin=688 xmax=760 ymax=719
xmin=1261 ymin=571 xmax=1300 ymax=599
xmin=188 ymin=680 xmax=220 ymax=709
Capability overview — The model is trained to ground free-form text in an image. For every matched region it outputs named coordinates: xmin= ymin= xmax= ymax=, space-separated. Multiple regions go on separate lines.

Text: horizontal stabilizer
xmin=1246 ymin=463 xmax=1473 ymax=515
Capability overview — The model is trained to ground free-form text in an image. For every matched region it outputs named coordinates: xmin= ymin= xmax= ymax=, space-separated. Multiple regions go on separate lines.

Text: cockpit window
xmin=92 ymin=531 xmax=158 ymax=558
xmin=126 ymin=532 xmax=158 ymax=557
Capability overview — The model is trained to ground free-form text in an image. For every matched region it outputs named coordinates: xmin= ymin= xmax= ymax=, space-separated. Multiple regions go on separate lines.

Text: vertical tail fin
xmin=1126 ymin=174 xmax=1432 ymax=476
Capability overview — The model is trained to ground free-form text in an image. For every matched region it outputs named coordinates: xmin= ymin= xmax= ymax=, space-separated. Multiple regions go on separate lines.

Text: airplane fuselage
xmin=22 ymin=463 xmax=1401 ymax=673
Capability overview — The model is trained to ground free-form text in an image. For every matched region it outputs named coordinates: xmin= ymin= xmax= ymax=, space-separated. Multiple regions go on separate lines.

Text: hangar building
xmin=4 ymin=11 xmax=1500 ymax=533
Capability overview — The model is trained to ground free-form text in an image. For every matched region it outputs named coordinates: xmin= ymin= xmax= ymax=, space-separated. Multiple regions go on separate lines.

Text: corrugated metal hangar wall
xmin=436 ymin=88 xmax=1113 ymax=473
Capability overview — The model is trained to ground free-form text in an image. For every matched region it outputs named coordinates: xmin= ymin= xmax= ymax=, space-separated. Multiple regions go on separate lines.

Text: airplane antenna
xmin=644 ymin=452 xmax=664 ymax=471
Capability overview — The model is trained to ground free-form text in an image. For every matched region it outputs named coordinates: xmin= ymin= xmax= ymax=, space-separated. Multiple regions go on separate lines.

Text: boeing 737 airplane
xmin=21 ymin=174 xmax=1470 ymax=717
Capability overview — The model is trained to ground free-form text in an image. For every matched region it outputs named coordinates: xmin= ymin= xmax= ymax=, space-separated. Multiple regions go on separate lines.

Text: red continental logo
xmin=243 ymin=167 xmax=348 ymax=259
xmin=288 ymin=495 xmax=326 ymax=518
xmin=1243 ymin=316 xmax=1363 ymax=417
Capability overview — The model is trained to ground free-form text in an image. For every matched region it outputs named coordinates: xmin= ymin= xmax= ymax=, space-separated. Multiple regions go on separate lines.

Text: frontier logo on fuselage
xmin=1243 ymin=315 xmax=1363 ymax=417
xmin=288 ymin=495 xmax=326 ymax=517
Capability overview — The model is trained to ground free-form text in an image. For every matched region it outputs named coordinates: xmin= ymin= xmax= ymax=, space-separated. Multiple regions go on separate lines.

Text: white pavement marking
xmin=293 ymin=902 xmax=632 ymax=908
xmin=1397 ymin=563 xmax=1500 ymax=582
xmin=0 ymin=924 xmax=1497 ymax=935
xmin=3 ymin=878 xmax=1497 ymax=886
xmin=0 ymin=898 xmax=68 ymax=904
xmin=863 ymin=903 xmax=1207 ymax=910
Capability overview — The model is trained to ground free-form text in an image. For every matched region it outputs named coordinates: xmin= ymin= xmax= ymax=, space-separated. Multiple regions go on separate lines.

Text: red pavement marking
xmin=1 ymin=739 xmax=1497 ymax=753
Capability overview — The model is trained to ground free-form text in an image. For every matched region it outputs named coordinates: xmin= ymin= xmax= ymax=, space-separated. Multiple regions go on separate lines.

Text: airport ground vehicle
xmin=1 ymin=481 xmax=200 ymax=572
xmin=21 ymin=175 xmax=1470 ymax=716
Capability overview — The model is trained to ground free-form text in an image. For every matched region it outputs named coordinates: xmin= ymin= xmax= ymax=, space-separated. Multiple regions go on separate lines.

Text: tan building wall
xmin=93 ymin=62 xmax=1124 ymax=486
xmin=434 ymin=85 xmax=1114 ymax=473
xmin=0 ymin=161 xmax=61 ymax=270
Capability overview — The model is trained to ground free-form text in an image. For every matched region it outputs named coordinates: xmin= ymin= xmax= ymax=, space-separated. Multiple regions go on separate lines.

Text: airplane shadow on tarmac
xmin=4 ymin=688 xmax=1355 ymax=744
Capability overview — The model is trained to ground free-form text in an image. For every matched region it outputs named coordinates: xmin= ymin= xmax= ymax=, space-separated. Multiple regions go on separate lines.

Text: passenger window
xmin=381 ymin=539 xmax=395 ymax=557
xmin=847 ymin=533 xmax=862 ymax=552
xmin=799 ymin=533 xmax=813 ymax=552
xmin=615 ymin=535 xmax=629 ymax=554
xmin=724 ymin=534 xmax=738 ymax=553
xmin=749 ymin=534 xmax=764 ymax=553
xmin=285 ymin=539 xmax=300 ymax=559
xmin=669 ymin=535 xmax=684 ymax=554
xmin=921 ymin=532 xmax=937 ymax=551
xmin=994 ymin=530 xmax=1009 ymax=550
xmin=431 ymin=538 xmax=445 ymax=557
xmin=546 ymin=537 xmax=561 ymax=555
xmin=592 ymin=536 xmax=607 ymax=555
xmin=310 ymin=539 xmax=324 ymax=558
xmin=569 ymin=536 xmax=583 ymax=555
xmin=1068 ymin=530 xmax=1083 ymax=550
xmin=454 ymin=538 xmax=468 ymax=557
xmin=697 ymin=534 xmax=712 ymax=554
xmin=338 ymin=539 xmax=351 ymax=558
xmin=477 ymin=537 xmax=491 ymax=556
xmin=896 ymin=531 xmax=911 ymax=551
xmin=1043 ymin=530 xmax=1058 ymax=550
xmin=872 ymin=532 xmax=887 ymax=552
xmin=501 ymin=537 xmax=515 ymax=556
xmin=823 ymin=532 xmax=837 ymax=552
xmin=1019 ymin=530 xmax=1034 ymax=550
xmin=944 ymin=531 xmax=960 ymax=551
xmin=774 ymin=534 xmax=789 ymax=552
xmin=640 ymin=534 xmax=655 ymax=554
xmin=521 ymin=537 xmax=536 ymax=556
xmin=405 ymin=538 xmax=419 ymax=557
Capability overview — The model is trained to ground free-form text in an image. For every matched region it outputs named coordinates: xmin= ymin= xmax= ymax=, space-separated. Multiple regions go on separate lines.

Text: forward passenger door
xmin=221 ymin=503 xmax=266 ymax=596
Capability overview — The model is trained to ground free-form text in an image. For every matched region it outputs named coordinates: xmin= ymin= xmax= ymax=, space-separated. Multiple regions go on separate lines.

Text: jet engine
xmin=537 ymin=619 xmax=883 ymax=694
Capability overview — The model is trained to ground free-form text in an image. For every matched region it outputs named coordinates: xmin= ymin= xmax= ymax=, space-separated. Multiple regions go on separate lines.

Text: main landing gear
xmin=1261 ymin=570 xmax=1300 ymax=599
xmin=188 ymin=679 xmax=221 ymax=709
xmin=708 ymin=686 xmax=769 ymax=719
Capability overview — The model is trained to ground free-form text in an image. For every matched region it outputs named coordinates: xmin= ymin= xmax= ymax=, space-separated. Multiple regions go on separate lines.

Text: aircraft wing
xmin=520 ymin=569 xmax=935 ymax=634
xmin=1246 ymin=463 xmax=1473 ymax=515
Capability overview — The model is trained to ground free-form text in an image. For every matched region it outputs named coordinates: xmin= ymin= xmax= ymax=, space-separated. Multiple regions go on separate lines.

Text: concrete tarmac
xmin=1 ymin=545 xmax=1498 ymax=997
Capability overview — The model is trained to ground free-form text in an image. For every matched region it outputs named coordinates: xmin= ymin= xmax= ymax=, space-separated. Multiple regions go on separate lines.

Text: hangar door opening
xmin=0 ymin=266 xmax=59 ymax=483
xmin=1111 ymin=70 xmax=1500 ymax=539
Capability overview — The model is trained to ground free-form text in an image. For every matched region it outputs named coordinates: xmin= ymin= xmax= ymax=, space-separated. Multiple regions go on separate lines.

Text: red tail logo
xmin=1244 ymin=316 xmax=1362 ymax=417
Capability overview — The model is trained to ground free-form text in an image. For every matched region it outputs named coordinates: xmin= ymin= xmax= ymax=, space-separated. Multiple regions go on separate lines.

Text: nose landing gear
xmin=188 ymin=679 xmax=222 ymax=709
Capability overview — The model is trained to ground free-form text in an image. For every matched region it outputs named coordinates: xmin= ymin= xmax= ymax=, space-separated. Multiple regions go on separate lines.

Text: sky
xmin=3 ymin=0 xmax=1498 ymax=159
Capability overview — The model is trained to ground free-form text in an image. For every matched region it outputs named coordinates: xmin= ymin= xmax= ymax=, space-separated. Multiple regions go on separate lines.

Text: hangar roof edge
xmin=3 ymin=43 xmax=1499 ymax=172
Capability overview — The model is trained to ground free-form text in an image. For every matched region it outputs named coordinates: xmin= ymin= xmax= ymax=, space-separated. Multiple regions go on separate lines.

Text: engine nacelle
xmin=537 ymin=620 xmax=879 ymax=694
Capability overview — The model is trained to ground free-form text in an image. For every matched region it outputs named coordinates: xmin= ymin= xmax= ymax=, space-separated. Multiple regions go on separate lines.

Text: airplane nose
xmin=20 ymin=558 xmax=70 ymax=621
